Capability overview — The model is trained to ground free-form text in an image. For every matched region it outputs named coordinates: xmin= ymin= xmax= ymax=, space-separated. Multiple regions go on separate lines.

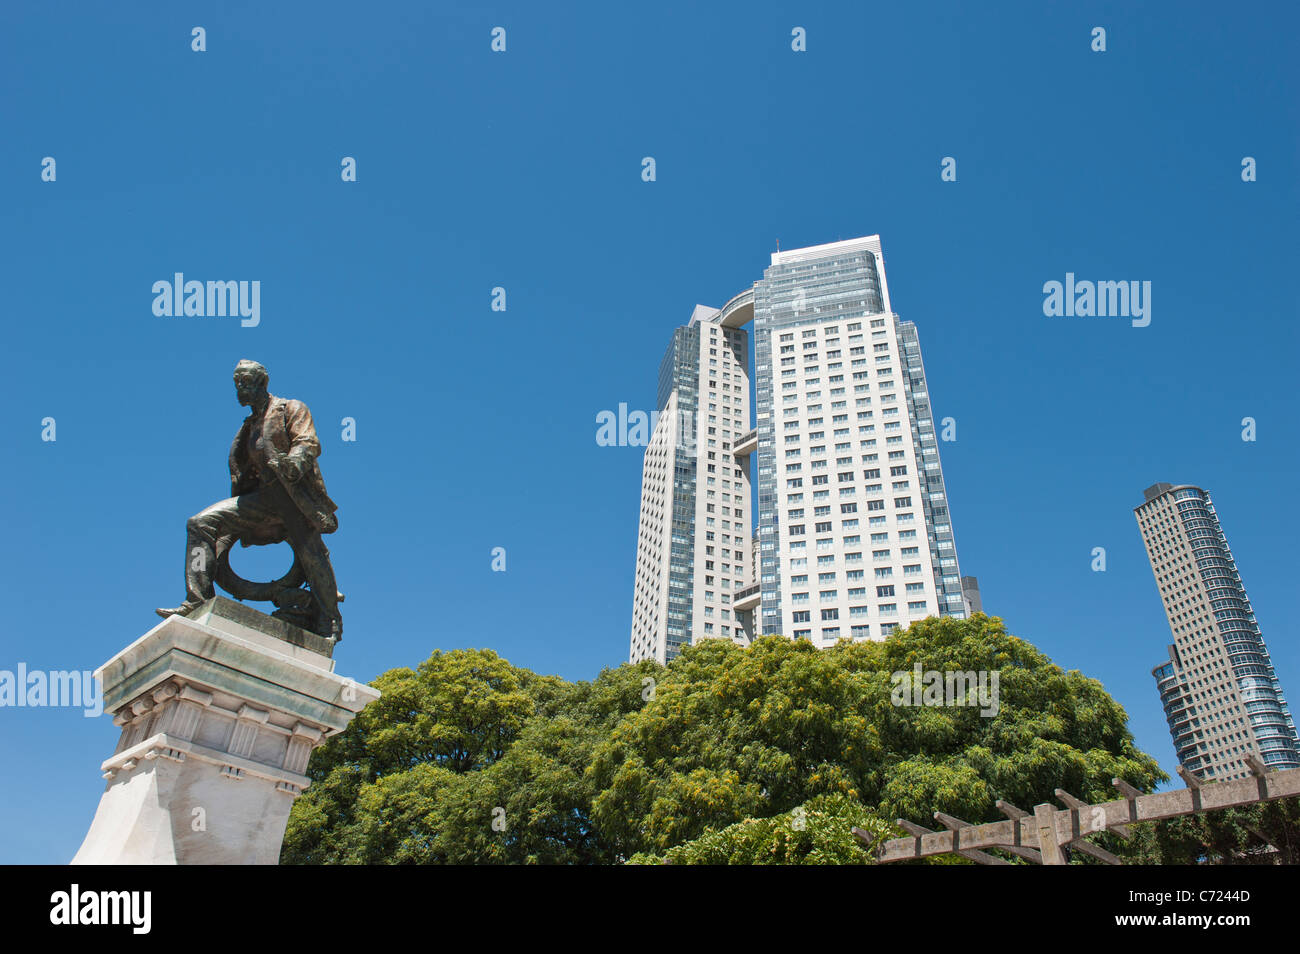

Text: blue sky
xmin=1 ymin=1 xmax=1296 ymax=863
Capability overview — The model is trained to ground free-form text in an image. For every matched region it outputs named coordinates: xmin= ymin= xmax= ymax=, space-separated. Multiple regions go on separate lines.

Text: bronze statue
xmin=156 ymin=360 xmax=344 ymax=640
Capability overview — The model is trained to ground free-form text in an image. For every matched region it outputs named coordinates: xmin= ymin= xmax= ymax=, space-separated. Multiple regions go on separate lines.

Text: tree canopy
xmin=281 ymin=614 xmax=1172 ymax=864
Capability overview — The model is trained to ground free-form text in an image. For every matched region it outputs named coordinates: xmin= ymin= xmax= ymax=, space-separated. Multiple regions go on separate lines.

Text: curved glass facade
xmin=658 ymin=327 xmax=700 ymax=658
xmin=1154 ymin=661 xmax=1203 ymax=773
xmin=1176 ymin=489 xmax=1298 ymax=767
xmin=898 ymin=321 xmax=966 ymax=618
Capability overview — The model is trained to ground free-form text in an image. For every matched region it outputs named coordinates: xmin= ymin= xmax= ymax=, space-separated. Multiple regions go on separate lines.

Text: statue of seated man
xmin=156 ymin=360 xmax=343 ymax=641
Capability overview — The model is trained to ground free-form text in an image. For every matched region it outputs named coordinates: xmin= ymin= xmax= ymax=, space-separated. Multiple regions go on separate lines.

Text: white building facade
xmin=751 ymin=237 xmax=966 ymax=647
xmin=629 ymin=306 xmax=755 ymax=664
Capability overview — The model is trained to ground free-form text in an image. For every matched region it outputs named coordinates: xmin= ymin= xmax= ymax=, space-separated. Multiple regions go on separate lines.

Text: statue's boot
xmin=155 ymin=601 xmax=203 ymax=619
xmin=317 ymin=615 xmax=343 ymax=642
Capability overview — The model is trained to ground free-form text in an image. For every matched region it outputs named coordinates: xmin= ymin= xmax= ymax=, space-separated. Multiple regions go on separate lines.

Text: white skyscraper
xmin=630 ymin=236 xmax=967 ymax=662
xmin=751 ymin=237 xmax=966 ymax=646
xmin=629 ymin=304 xmax=755 ymax=664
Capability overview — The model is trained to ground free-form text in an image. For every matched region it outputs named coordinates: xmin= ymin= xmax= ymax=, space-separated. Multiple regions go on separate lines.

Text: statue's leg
xmin=183 ymin=503 xmax=226 ymax=604
xmin=158 ymin=493 xmax=279 ymax=617
xmin=290 ymin=529 xmax=342 ymax=639
xmin=270 ymin=495 xmax=341 ymax=638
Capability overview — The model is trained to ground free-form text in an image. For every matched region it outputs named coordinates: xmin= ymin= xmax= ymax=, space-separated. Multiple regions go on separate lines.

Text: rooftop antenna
xmin=776 ymin=238 xmax=780 ymax=251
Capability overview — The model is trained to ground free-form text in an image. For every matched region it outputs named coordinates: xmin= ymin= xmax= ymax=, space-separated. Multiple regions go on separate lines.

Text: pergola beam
xmin=1058 ymin=788 xmax=1130 ymax=839
xmin=996 ymin=799 xmax=1027 ymax=820
xmin=872 ymin=763 xmax=1300 ymax=864
xmin=932 ymin=812 xmax=1013 ymax=865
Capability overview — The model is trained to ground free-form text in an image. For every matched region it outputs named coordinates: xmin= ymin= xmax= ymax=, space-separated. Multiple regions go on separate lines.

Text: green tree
xmin=627 ymin=794 xmax=897 ymax=865
xmin=281 ymin=649 xmax=662 ymax=864
xmin=589 ymin=614 xmax=1164 ymax=858
xmin=283 ymin=615 xmax=1165 ymax=864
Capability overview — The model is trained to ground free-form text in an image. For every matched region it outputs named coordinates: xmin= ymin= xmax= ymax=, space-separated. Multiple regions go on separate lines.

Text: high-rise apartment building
xmin=751 ymin=237 xmax=967 ymax=646
xmin=630 ymin=236 xmax=967 ymax=662
xmin=629 ymin=305 xmax=755 ymax=664
xmin=1138 ymin=482 xmax=1300 ymax=777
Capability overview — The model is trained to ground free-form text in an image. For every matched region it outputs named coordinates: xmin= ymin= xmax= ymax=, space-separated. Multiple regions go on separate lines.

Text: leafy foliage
xmin=627 ymin=794 xmax=897 ymax=865
xmin=282 ymin=615 xmax=1167 ymax=864
xmin=1122 ymin=797 xmax=1300 ymax=864
xmin=589 ymin=615 xmax=1164 ymax=857
xmin=282 ymin=649 xmax=658 ymax=864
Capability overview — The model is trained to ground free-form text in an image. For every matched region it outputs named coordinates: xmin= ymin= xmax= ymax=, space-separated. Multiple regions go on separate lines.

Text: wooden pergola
xmin=855 ymin=756 xmax=1300 ymax=865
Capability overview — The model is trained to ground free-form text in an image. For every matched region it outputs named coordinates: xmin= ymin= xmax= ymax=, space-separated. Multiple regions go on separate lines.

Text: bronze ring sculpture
xmin=214 ymin=534 xmax=306 ymax=602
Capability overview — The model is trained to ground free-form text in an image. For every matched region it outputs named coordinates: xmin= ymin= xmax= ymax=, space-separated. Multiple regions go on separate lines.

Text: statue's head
xmin=233 ymin=360 xmax=269 ymax=407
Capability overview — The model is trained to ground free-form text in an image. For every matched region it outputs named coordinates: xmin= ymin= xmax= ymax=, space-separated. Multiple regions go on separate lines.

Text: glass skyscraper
xmin=1138 ymin=482 xmax=1300 ymax=776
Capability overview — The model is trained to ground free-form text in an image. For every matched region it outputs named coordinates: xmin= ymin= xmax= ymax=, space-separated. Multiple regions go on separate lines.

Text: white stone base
xmin=72 ymin=598 xmax=379 ymax=865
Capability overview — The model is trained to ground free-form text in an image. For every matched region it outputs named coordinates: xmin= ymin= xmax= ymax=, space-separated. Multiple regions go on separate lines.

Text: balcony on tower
xmin=733 ymin=581 xmax=761 ymax=612
xmin=732 ymin=428 xmax=758 ymax=458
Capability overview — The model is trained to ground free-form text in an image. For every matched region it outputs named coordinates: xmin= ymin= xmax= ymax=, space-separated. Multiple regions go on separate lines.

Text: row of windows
xmin=789 ymin=602 xmax=928 ymax=622
xmin=791 ymin=623 xmax=900 ymax=640
xmin=789 ymin=571 xmax=926 ymax=601
xmin=788 ymin=579 xmax=926 ymax=594
xmin=777 ymin=319 xmax=885 ymax=345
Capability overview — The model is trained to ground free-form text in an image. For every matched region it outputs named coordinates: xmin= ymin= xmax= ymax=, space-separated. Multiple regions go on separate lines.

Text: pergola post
xmin=1034 ymin=803 xmax=1066 ymax=865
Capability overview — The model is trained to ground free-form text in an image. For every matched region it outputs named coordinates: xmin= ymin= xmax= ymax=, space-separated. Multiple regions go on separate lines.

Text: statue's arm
xmin=283 ymin=400 xmax=322 ymax=476
xmin=228 ymin=432 xmax=248 ymax=495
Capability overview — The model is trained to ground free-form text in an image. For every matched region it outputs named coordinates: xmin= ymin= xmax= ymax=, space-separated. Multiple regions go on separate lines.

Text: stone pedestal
xmin=71 ymin=596 xmax=380 ymax=865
